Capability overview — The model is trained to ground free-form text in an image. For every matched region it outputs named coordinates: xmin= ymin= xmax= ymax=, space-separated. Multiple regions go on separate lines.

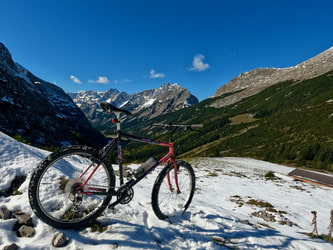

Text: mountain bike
xmin=28 ymin=102 xmax=203 ymax=229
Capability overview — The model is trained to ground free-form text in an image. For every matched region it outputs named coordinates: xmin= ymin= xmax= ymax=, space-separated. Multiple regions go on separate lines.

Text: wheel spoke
xmin=29 ymin=146 xmax=115 ymax=228
xmin=152 ymin=161 xmax=195 ymax=219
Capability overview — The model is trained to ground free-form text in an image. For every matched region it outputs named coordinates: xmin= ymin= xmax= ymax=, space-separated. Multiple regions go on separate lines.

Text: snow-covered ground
xmin=1 ymin=130 xmax=333 ymax=249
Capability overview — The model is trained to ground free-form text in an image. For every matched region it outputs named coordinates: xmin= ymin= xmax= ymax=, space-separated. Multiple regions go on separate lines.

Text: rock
xmin=2 ymin=243 xmax=19 ymax=250
xmin=14 ymin=211 xmax=32 ymax=226
xmin=112 ymin=243 xmax=119 ymax=249
xmin=240 ymin=219 xmax=253 ymax=226
xmin=18 ymin=225 xmax=35 ymax=237
xmin=11 ymin=211 xmax=36 ymax=237
xmin=52 ymin=233 xmax=70 ymax=247
xmin=0 ymin=206 xmax=12 ymax=220
xmin=251 ymin=210 xmax=276 ymax=222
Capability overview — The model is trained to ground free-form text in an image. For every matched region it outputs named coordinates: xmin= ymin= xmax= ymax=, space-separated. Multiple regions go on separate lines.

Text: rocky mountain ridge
xmin=212 ymin=47 xmax=333 ymax=107
xmin=0 ymin=42 xmax=105 ymax=147
xmin=68 ymin=83 xmax=199 ymax=127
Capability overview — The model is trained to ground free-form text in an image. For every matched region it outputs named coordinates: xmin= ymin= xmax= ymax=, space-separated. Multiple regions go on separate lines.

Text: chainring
xmin=117 ymin=186 xmax=134 ymax=204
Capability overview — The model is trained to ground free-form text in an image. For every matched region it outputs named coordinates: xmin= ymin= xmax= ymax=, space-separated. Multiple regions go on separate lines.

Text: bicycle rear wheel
xmin=28 ymin=145 xmax=115 ymax=229
xmin=152 ymin=160 xmax=195 ymax=220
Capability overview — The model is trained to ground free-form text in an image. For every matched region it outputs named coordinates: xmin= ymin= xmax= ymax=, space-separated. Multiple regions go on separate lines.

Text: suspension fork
xmin=166 ymin=145 xmax=181 ymax=194
xmin=167 ymin=159 xmax=181 ymax=194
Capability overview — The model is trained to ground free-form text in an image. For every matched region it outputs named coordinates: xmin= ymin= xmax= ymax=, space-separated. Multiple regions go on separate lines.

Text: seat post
xmin=115 ymin=112 xmax=121 ymax=131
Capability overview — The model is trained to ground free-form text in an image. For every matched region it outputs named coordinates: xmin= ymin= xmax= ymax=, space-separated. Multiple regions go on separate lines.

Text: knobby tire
xmin=151 ymin=160 xmax=195 ymax=220
xmin=28 ymin=145 xmax=115 ymax=229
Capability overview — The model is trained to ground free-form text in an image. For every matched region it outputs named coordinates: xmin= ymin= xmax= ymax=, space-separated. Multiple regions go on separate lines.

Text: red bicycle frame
xmin=77 ymin=130 xmax=181 ymax=197
xmin=120 ymin=132 xmax=181 ymax=194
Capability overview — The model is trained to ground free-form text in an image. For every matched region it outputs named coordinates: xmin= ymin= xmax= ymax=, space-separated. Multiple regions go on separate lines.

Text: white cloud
xmin=114 ymin=79 xmax=132 ymax=84
xmin=88 ymin=76 xmax=110 ymax=84
xmin=122 ymin=79 xmax=132 ymax=83
xmin=189 ymin=54 xmax=210 ymax=71
xmin=149 ymin=69 xmax=166 ymax=78
xmin=70 ymin=75 xmax=82 ymax=84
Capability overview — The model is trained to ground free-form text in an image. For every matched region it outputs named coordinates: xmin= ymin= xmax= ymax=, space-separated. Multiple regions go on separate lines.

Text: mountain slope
xmin=211 ymin=47 xmax=333 ymax=108
xmin=68 ymin=89 xmax=130 ymax=128
xmin=0 ymin=42 xmax=105 ymax=148
xmin=196 ymin=71 xmax=333 ymax=170
xmin=124 ymin=70 xmax=333 ymax=171
xmin=69 ymin=83 xmax=199 ymax=132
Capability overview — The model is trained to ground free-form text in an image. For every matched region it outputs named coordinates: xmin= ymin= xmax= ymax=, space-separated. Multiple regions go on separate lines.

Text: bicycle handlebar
xmin=100 ymin=102 xmax=203 ymax=132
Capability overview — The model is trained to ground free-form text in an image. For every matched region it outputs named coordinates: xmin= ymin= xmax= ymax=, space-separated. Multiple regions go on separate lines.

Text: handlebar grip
xmin=190 ymin=124 xmax=203 ymax=128
xmin=152 ymin=123 xmax=166 ymax=127
xmin=153 ymin=123 xmax=203 ymax=128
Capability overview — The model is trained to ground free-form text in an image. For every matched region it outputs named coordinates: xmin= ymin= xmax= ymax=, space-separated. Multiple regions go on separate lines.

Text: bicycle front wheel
xmin=28 ymin=145 xmax=115 ymax=229
xmin=152 ymin=160 xmax=195 ymax=220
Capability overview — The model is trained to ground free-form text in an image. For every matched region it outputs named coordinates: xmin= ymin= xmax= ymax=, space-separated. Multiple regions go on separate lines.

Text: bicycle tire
xmin=28 ymin=145 xmax=115 ymax=229
xmin=151 ymin=160 xmax=195 ymax=220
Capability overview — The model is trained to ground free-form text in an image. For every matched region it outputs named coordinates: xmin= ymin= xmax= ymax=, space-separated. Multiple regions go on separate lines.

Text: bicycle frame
xmin=78 ymin=127 xmax=181 ymax=202
xmin=116 ymin=131 xmax=179 ymax=186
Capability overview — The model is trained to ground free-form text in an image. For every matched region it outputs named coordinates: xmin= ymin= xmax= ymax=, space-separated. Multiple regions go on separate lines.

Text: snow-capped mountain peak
xmin=68 ymin=83 xmax=199 ymax=126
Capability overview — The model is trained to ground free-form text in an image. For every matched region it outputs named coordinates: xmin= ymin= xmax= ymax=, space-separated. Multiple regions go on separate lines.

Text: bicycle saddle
xmin=100 ymin=102 xmax=132 ymax=116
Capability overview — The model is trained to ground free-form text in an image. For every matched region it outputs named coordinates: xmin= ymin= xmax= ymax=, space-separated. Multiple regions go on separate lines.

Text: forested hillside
xmin=120 ymin=70 xmax=333 ymax=171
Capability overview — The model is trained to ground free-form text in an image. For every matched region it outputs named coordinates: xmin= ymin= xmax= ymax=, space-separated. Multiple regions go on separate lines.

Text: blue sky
xmin=1 ymin=0 xmax=333 ymax=100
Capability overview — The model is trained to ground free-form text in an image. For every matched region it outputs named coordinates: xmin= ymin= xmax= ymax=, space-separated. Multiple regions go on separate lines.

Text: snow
xmin=14 ymin=63 xmax=34 ymax=86
xmin=1 ymin=130 xmax=333 ymax=249
xmin=1 ymin=96 xmax=14 ymax=105
xmin=119 ymin=100 xmax=129 ymax=108
xmin=142 ymin=98 xmax=156 ymax=108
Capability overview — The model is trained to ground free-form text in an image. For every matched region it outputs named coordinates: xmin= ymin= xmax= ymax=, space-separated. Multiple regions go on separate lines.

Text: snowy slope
xmin=1 ymin=131 xmax=333 ymax=249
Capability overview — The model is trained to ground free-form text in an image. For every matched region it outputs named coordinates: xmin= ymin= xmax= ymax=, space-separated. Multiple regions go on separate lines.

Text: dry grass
xmin=229 ymin=113 xmax=257 ymax=125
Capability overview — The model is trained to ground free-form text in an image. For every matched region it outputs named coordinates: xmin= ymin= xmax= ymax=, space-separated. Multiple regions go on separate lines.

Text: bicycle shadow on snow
xmin=62 ymin=211 xmax=195 ymax=249
xmin=186 ymin=211 xmax=325 ymax=249
xmin=63 ymin=218 xmax=176 ymax=249
xmin=62 ymin=211 xmax=316 ymax=249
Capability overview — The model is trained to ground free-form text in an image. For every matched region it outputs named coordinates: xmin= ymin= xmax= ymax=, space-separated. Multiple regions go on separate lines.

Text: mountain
xmin=68 ymin=83 xmax=199 ymax=130
xmin=120 ymin=61 xmax=333 ymax=171
xmin=211 ymin=47 xmax=333 ymax=108
xmin=68 ymin=89 xmax=130 ymax=128
xmin=0 ymin=42 xmax=105 ymax=148
xmin=67 ymin=47 xmax=333 ymax=172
